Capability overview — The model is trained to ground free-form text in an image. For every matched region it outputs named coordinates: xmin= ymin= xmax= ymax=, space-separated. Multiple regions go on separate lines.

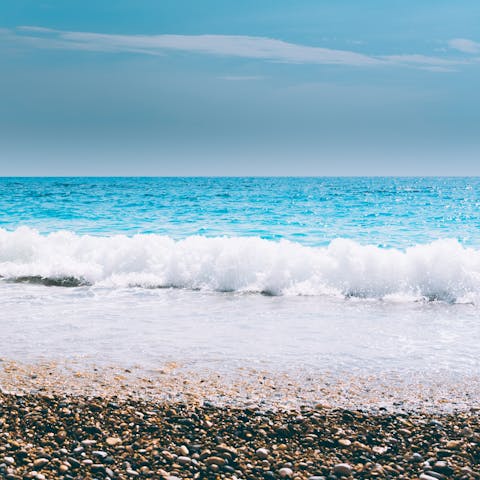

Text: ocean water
xmin=1 ymin=177 xmax=480 ymax=381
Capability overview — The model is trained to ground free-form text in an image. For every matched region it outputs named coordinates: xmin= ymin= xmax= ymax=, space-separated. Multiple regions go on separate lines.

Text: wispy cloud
xmin=382 ymin=54 xmax=463 ymax=67
xmin=380 ymin=54 xmax=465 ymax=72
xmin=11 ymin=26 xmax=380 ymax=66
xmin=219 ymin=75 xmax=265 ymax=81
xmin=448 ymin=38 xmax=480 ymax=54
xmin=0 ymin=26 xmax=473 ymax=71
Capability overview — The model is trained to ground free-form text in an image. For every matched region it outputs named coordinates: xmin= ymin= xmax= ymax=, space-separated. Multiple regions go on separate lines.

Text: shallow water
xmin=1 ymin=283 xmax=479 ymax=378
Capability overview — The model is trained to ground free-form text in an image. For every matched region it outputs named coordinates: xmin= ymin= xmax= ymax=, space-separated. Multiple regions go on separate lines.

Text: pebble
xmin=433 ymin=461 xmax=454 ymax=475
xmin=0 ymin=390 xmax=478 ymax=480
xmin=256 ymin=447 xmax=270 ymax=459
xmin=81 ymin=439 xmax=96 ymax=446
xmin=424 ymin=471 xmax=446 ymax=480
xmin=204 ymin=456 xmax=225 ymax=466
xmin=178 ymin=445 xmax=189 ymax=456
xmin=334 ymin=463 xmax=353 ymax=476
xmin=106 ymin=437 xmax=122 ymax=446
xmin=279 ymin=467 xmax=294 ymax=478
xmin=33 ymin=459 xmax=49 ymax=468
xmin=411 ymin=452 xmax=423 ymax=463
xmin=445 ymin=439 xmax=461 ymax=449
xmin=372 ymin=445 xmax=388 ymax=454
xmin=92 ymin=450 xmax=108 ymax=459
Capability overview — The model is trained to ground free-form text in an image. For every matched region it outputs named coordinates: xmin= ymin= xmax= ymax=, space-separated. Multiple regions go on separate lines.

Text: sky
xmin=0 ymin=0 xmax=479 ymax=175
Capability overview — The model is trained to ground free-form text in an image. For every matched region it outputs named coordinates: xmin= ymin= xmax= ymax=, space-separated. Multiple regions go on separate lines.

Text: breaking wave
xmin=1 ymin=227 xmax=480 ymax=302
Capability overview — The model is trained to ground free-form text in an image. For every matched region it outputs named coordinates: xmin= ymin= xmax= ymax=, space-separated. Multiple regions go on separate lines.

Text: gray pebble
xmin=333 ymin=463 xmax=352 ymax=476
xmin=256 ymin=447 xmax=270 ymax=459
xmin=279 ymin=467 xmax=294 ymax=478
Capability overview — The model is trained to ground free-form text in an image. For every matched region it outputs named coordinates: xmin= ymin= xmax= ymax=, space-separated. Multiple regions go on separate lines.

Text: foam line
xmin=1 ymin=227 xmax=479 ymax=302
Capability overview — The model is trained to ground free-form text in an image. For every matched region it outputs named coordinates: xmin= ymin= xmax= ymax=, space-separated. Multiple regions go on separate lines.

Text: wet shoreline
xmin=1 ymin=360 xmax=480 ymax=414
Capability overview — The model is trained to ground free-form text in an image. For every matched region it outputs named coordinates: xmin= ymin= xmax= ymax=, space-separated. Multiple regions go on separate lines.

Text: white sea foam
xmin=1 ymin=226 xmax=480 ymax=302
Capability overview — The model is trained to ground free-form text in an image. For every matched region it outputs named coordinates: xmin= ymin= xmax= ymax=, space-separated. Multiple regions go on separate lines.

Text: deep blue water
xmin=1 ymin=177 xmax=480 ymax=247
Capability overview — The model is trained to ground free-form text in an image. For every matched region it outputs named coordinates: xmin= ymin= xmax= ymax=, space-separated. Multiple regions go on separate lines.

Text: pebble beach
xmin=1 ymin=361 xmax=480 ymax=479
xmin=1 ymin=390 xmax=480 ymax=480
xmin=2 ymin=178 xmax=480 ymax=479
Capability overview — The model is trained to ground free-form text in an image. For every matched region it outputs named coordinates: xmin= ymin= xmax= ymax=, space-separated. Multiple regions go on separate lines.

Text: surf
xmin=1 ymin=226 xmax=480 ymax=302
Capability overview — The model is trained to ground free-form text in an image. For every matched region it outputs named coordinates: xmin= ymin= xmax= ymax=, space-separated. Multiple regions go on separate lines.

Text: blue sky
xmin=1 ymin=0 xmax=479 ymax=175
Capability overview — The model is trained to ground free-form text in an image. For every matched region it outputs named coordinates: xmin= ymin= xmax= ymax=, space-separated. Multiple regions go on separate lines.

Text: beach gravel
xmin=0 ymin=392 xmax=479 ymax=479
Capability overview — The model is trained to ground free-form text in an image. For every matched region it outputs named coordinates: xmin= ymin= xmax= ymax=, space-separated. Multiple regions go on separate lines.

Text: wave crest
xmin=1 ymin=227 xmax=480 ymax=302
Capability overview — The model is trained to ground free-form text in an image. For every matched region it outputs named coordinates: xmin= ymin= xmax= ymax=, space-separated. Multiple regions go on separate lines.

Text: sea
xmin=1 ymin=177 xmax=480 ymax=397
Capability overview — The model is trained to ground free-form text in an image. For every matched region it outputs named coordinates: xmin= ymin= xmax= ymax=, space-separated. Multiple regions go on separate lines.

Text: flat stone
xmin=204 ymin=456 xmax=225 ymax=466
xmin=81 ymin=439 xmax=96 ymax=446
xmin=334 ymin=463 xmax=352 ymax=476
xmin=106 ymin=437 xmax=122 ymax=447
xmin=92 ymin=451 xmax=108 ymax=459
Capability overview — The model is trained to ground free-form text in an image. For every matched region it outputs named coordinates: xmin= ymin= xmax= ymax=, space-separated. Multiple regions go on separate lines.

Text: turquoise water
xmin=1 ymin=177 xmax=480 ymax=247
xmin=1 ymin=177 xmax=480 ymax=383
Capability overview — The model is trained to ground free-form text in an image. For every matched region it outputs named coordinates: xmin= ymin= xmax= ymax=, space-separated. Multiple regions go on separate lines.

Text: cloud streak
xmin=0 ymin=26 xmax=473 ymax=71
xmin=220 ymin=75 xmax=265 ymax=81
xmin=10 ymin=27 xmax=380 ymax=66
xmin=449 ymin=38 xmax=480 ymax=54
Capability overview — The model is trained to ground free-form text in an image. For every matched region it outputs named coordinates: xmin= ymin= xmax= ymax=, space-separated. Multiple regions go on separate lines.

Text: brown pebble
xmin=106 ymin=437 xmax=122 ymax=446
xmin=204 ymin=456 xmax=225 ymax=466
